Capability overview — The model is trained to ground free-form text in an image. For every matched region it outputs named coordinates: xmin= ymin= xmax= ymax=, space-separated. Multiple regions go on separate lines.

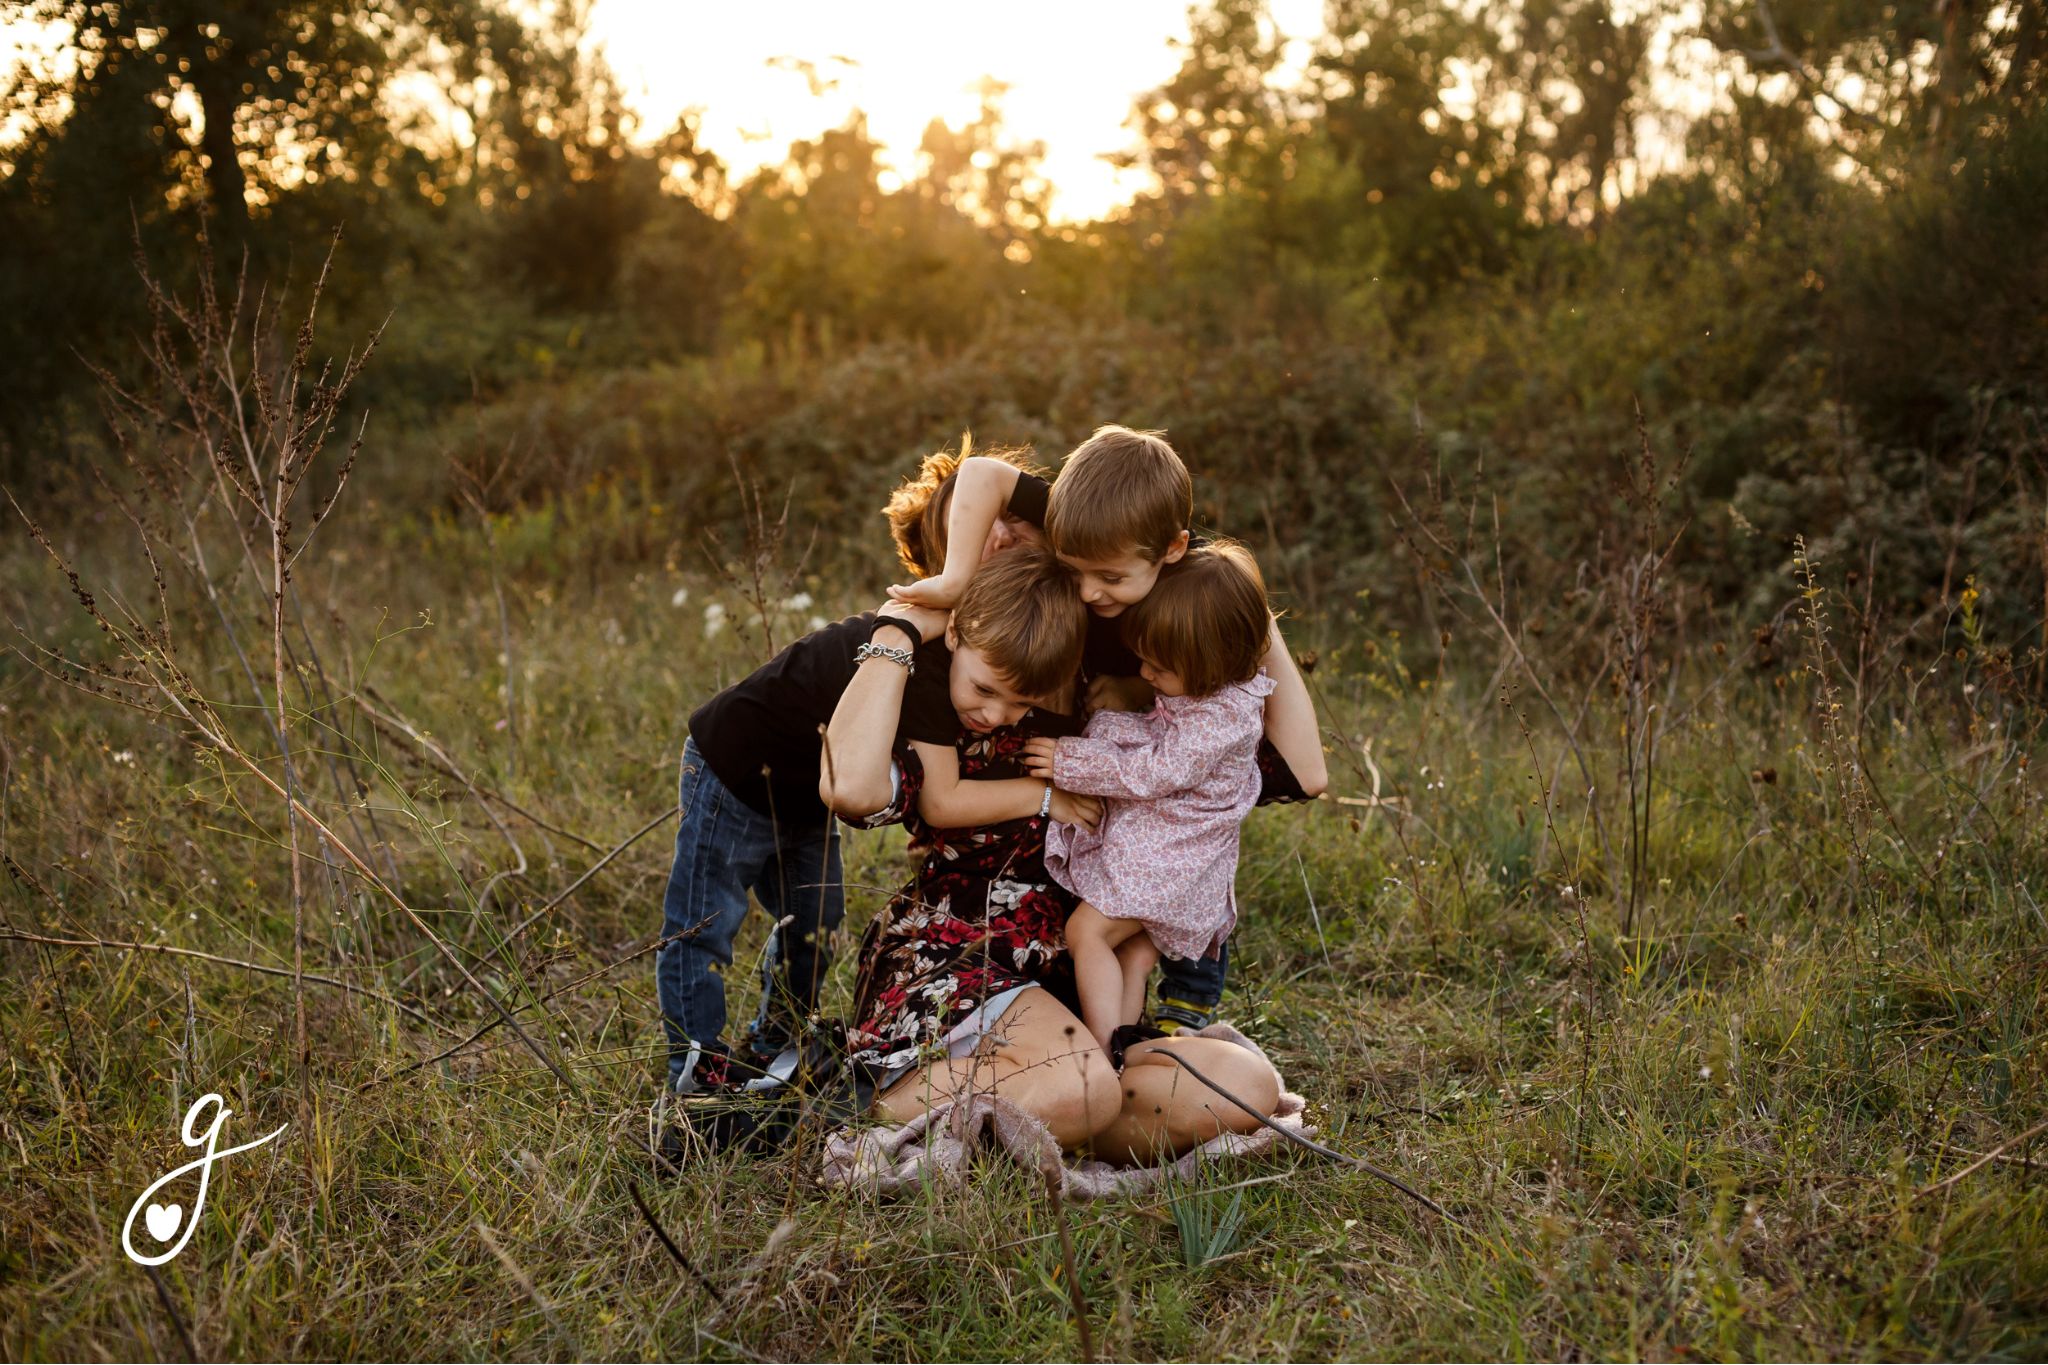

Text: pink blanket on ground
xmin=819 ymin=1023 xmax=1312 ymax=1200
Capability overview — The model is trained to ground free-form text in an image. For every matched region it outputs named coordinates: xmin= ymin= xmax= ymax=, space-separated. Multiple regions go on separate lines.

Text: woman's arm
xmin=1258 ymin=616 xmax=1328 ymax=798
xmin=819 ymin=608 xmax=942 ymax=818
xmin=887 ymin=457 xmax=1023 ymax=608
xmin=912 ymin=740 xmax=1102 ymax=831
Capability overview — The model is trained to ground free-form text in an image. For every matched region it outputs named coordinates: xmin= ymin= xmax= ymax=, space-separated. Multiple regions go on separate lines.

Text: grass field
xmin=1 ymin=315 xmax=2045 ymax=1361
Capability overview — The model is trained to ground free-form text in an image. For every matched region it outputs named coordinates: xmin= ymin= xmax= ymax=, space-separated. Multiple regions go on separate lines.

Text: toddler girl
xmin=1022 ymin=541 xmax=1275 ymax=1055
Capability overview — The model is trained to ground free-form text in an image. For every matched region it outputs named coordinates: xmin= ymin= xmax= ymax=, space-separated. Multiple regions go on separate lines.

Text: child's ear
xmin=944 ymin=618 xmax=959 ymax=650
xmin=1162 ymin=529 xmax=1191 ymax=564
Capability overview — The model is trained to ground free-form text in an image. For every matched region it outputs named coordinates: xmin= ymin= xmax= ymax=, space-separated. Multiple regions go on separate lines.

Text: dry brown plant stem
xmin=1046 ymin=1167 xmax=1096 ymax=1362
xmin=1155 ymin=1050 xmax=1466 ymax=1227
xmin=6 ymin=232 xmax=580 ymax=1097
xmin=501 ymin=802 xmax=681 ymax=948
xmin=0 ymin=925 xmax=448 ymax=1033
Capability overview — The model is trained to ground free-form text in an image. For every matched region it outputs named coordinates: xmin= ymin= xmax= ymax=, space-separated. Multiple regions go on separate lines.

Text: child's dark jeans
xmin=1154 ymin=941 xmax=1229 ymax=1029
xmin=655 ymin=737 xmax=844 ymax=1092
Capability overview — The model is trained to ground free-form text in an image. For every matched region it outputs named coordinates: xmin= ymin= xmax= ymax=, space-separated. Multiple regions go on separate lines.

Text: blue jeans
xmin=1157 ymin=940 xmax=1228 ymax=1015
xmin=655 ymin=737 xmax=844 ymax=1090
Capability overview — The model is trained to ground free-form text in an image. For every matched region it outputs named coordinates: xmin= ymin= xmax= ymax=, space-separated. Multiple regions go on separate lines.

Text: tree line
xmin=3 ymin=0 xmax=2044 ymax=655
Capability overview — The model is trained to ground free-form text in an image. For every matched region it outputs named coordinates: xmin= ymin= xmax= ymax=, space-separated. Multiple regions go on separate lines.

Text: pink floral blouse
xmin=1042 ymin=671 xmax=1276 ymax=960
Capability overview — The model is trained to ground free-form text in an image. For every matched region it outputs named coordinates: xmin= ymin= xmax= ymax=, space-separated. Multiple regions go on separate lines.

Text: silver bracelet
xmin=1038 ymin=782 xmax=1053 ymax=819
xmin=854 ymin=641 xmax=915 ymax=675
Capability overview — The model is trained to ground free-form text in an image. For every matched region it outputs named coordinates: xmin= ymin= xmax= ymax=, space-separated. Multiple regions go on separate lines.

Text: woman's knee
xmin=1043 ymin=1051 xmax=1124 ymax=1147
xmin=1129 ymin=1038 xmax=1281 ymax=1128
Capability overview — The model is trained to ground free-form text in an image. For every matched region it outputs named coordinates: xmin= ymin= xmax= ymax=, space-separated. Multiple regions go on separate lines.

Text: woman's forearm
xmin=917 ymin=774 xmax=1049 ymax=829
xmin=935 ymin=457 xmax=1021 ymax=587
xmin=820 ymin=627 xmax=915 ymax=815
xmin=1260 ymin=617 xmax=1329 ymax=797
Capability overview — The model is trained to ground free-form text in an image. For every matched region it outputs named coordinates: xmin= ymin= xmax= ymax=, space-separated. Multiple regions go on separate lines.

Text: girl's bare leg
xmin=1088 ymin=1034 xmax=1282 ymax=1166
xmin=1065 ymin=902 xmax=1150 ymax=1050
xmin=873 ymin=987 xmax=1122 ymax=1149
xmin=1116 ymin=932 xmax=1161 ymax=1034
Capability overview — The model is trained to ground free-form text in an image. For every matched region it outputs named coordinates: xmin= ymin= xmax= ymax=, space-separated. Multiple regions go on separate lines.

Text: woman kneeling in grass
xmin=821 ymin=549 xmax=1282 ymax=1163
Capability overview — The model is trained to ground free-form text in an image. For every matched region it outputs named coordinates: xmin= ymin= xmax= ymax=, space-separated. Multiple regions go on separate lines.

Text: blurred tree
xmin=1113 ymin=0 xmax=1341 ymax=332
xmin=0 ymin=0 xmax=491 ymax=448
xmin=1312 ymin=0 xmax=1530 ymax=289
xmin=916 ymin=77 xmax=1052 ymax=238
xmin=733 ymin=105 xmax=1033 ymax=357
xmin=1498 ymin=0 xmax=1660 ymax=221
xmin=1126 ymin=0 xmax=1296 ymax=201
xmin=732 ymin=114 xmax=888 ymax=356
xmin=465 ymin=1 xmax=662 ymax=311
xmin=0 ymin=1 xmax=468 ymax=237
xmin=1701 ymin=0 xmax=2048 ymax=171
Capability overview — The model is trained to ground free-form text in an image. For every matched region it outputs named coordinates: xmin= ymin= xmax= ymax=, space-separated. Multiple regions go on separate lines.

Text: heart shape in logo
xmin=145 ymin=1202 xmax=183 ymax=1242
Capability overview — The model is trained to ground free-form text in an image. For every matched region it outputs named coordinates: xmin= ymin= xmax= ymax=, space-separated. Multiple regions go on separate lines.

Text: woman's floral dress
xmin=846 ymin=716 xmax=1082 ymax=1073
xmin=845 ymin=704 xmax=1308 ymax=1075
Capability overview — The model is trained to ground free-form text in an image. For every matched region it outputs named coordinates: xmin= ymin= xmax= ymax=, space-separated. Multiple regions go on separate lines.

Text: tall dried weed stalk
xmin=5 ymin=231 xmax=580 ymax=1110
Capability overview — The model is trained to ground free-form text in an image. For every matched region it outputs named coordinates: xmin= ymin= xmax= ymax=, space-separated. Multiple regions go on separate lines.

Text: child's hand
xmin=1086 ymin=675 xmax=1155 ymax=715
xmin=1022 ymin=736 xmax=1059 ymax=780
xmin=1049 ymin=787 xmax=1102 ymax=831
xmin=874 ymin=599 xmax=949 ymax=644
xmin=885 ymin=573 xmax=964 ymax=610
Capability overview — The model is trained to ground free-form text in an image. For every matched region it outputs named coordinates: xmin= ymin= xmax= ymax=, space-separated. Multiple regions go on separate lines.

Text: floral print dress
xmin=846 ymin=717 xmax=1082 ymax=1074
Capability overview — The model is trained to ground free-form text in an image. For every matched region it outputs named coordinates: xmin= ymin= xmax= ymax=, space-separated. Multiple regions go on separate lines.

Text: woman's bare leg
xmin=1116 ymin=932 xmax=1161 ymax=1032
xmin=1065 ymin=903 xmax=1150 ymax=1050
xmin=873 ymin=987 xmax=1122 ymax=1149
xmin=1088 ymin=1034 xmax=1282 ymax=1166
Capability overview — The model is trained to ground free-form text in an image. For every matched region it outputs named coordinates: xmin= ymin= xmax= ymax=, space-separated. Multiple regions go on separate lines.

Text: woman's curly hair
xmin=882 ymin=432 xmax=1044 ymax=578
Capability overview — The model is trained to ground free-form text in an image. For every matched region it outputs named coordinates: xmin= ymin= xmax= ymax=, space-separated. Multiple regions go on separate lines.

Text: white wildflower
xmin=671 ymin=586 xmax=690 ymax=608
xmin=782 ymin=592 xmax=814 ymax=613
xmin=808 ymin=615 xmax=830 ymax=633
xmin=703 ymin=602 xmax=726 ymax=640
xmin=112 ymin=750 xmax=136 ymax=766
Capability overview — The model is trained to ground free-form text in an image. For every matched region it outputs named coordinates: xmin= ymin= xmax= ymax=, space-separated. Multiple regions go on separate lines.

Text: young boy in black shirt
xmin=657 ymin=546 xmax=1088 ymax=1093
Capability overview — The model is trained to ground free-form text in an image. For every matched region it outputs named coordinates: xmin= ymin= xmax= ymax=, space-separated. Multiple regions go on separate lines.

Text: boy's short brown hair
xmin=953 ymin=545 xmax=1087 ymax=704
xmin=882 ymin=432 xmax=1043 ymax=578
xmin=1044 ymin=424 xmax=1192 ymax=564
xmin=1121 ymin=541 xmax=1270 ymax=698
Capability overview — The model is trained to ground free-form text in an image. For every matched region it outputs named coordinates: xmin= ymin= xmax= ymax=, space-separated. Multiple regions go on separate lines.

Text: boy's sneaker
xmin=673 ymin=1040 xmax=778 ymax=1097
xmin=1151 ymin=993 xmax=1216 ymax=1034
xmin=653 ymin=1023 xmax=874 ymax=1170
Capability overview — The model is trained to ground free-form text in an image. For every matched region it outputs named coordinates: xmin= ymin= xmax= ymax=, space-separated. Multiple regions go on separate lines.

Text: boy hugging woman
xmin=655 ymin=425 xmax=1326 ymax=1158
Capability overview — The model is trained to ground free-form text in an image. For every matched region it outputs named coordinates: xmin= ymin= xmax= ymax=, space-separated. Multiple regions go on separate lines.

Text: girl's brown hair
xmin=1121 ymin=541 xmax=1270 ymax=698
xmin=882 ymin=432 xmax=1044 ymax=578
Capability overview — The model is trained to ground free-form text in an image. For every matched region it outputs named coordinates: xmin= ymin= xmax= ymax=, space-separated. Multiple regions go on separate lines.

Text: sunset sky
xmin=2 ymin=1 xmax=1718 ymax=217
xmin=584 ymin=0 xmax=1327 ymax=221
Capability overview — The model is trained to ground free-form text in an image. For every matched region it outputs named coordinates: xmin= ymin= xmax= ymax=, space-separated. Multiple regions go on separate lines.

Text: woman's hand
xmin=874 ymin=598 xmax=949 ymax=643
xmin=1023 ymin=736 xmax=1059 ymax=780
xmin=1048 ymin=787 xmax=1102 ymax=831
xmin=884 ymin=574 xmax=963 ymax=611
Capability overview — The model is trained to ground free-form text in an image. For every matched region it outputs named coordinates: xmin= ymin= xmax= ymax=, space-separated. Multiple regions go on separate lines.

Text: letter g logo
xmin=122 ymin=1093 xmax=288 ymax=1267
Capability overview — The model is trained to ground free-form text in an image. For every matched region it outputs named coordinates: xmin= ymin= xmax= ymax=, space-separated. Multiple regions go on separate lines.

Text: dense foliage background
xmin=5 ymin=0 xmax=2044 ymax=659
